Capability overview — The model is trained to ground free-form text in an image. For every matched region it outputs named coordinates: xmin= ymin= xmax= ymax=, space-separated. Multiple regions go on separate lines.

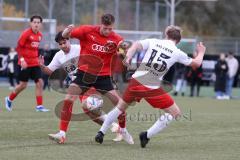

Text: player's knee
xmin=20 ymin=83 xmax=27 ymax=89
xmin=35 ymin=79 xmax=43 ymax=88
xmin=117 ymin=99 xmax=128 ymax=111
xmin=67 ymin=84 xmax=82 ymax=96
xmin=65 ymin=94 xmax=76 ymax=102
xmin=172 ymin=110 xmax=182 ymax=120
xmin=165 ymin=103 xmax=182 ymax=119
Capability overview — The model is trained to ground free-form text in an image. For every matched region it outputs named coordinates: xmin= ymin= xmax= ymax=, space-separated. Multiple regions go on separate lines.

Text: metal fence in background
xmin=202 ymin=37 xmax=240 ymax=55
xmin=0 ymin=0 xmax=240 ymax=55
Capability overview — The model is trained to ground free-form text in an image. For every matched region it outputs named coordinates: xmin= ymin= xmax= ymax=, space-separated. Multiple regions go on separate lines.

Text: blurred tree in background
xmin=176 ymin=0 xmax=240 ymax=37
xmin=2 ymin=0 xmax=240 ymax=37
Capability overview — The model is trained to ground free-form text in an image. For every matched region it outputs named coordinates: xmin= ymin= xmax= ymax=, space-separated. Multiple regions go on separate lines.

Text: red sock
xmin=36 ymin=96 xmax=43 ymax=106
xmin=59 ymin=100 xmax=73 ymax=132
xmin=9 ymin=92 xmax=17 ymax=101
xmin=118 ymin=111 xmax=126 ymax=128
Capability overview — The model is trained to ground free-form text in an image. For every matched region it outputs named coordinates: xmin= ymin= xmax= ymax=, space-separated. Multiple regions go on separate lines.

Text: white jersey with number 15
xmin=132 ymin=39 xmax=192 ymax=89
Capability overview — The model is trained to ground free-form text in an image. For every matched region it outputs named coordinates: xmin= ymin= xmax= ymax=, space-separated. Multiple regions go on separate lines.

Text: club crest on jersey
xmin=90 ymin=35 xmax=96 ymax=41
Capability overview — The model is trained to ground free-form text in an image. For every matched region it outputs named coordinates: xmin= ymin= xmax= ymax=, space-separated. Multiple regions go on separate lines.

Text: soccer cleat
xmin=36 ymin=105 xmax=50 ymax=112
xmin=95 ymin=131 xmax=104 ymax=144
xmin=139 ymin=131 xmax=150 ymax=148
xmin=5 ymin=97 xmax=12 ymax=111
xmin=110 ymin=123 xmax=124 ymax=142
xmin=112 ymin=133 xmax=123 ymax=142
xmin=120 ymin=128 xmax=134 ymax=144
xmin=48 ymin=132 xmax=66 ymax=144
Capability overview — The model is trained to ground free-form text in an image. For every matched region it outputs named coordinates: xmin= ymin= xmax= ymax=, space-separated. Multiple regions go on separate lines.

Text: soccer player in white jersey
xmin=40 ymin=31 xmax=120 ymax=144
xmin=95 ymin=25 xmax=206 ymax=148
xmin=40 ymin=31 xmax=79 ymax=76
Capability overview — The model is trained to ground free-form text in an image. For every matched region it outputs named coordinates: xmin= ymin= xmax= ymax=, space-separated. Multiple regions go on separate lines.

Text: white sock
xmin=59 ymin=130 xmax=66 ymax=136
xmin=100 ymin=107 xmax=122 ymax=134
xmin=98 ymin=114 xmax=107 ymax=122
xmin=147 ymin=113 xmax=173 ymax=139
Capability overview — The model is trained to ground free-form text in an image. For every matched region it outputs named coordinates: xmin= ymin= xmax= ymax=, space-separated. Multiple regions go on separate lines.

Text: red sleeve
xmin=16 ymin=30 xmax=29 ymax=57
xmin=70 ymin=25 xmax=93 ymax=40
xmin=18 ymin=30 xmax=29 ymax=47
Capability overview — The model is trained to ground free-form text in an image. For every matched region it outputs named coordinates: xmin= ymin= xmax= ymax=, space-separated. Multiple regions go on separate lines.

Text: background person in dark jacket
xmin=214 ymin=53 xmax=228 ymax=99
xmin=187 ymin=53 xmax=203 ymax=97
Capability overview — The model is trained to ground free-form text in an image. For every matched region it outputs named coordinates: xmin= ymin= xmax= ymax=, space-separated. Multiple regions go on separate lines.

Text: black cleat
xmin=139 ymin=131 xmax=150 ymax=148
xmin=95 ymin=131 xmax=104 ymax=144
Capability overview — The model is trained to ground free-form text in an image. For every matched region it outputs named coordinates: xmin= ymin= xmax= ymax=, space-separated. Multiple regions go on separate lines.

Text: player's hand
xmin=39 ymin=55 xmax=44 ymax=66
xmin=63 ymin=24 xmax=75 ymax=38
xmin=196 ymin=42 xmax=206 ymax=55
xmin=67 ymin=24 xmax=74 ymax=32
xmin=20 ymin=58 xmax=27 ymax=69
xmin=118 ymin=41 xmax=132 ymax=55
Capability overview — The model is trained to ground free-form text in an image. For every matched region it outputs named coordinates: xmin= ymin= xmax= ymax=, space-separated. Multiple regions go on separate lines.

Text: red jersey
xmin=70 ymin=25 xmax=123 ymax=76
xmin=16 ymin=28 xmax=42 ymax=67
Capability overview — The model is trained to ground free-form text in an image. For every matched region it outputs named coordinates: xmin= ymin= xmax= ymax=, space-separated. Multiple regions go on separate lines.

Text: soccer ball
xmin=85 ymin=94 xmax=103 ymax=111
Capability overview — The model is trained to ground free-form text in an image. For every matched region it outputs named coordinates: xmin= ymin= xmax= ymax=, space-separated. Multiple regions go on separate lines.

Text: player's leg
xmin=174 ymin=79 xmax=181 ymax=96
xmin=95 ymin=99 xmax=130 ymax=144
xmin=79 ymin=91 xmax=121 ymax=136
xmin=93 ymin=74 xmax=133 ymax=143
xmin=31 ymin=67 xmax=49 ymax=112
xmin=48 ymin=83 xmax=82 ymax=144
xmin=139 ymin=94 xmax=179 ymax=148
xmin=104 ymin=90 xmax=133 ymax=143
xmin=95 ymin=78 xmax=138 ymax=144
xmin=181 ymin=79 xmax=187 ymax=96
xmin=105 ymin=90 xmax=126 ymax=129
xmin=35 ymin=78 xmax=49 ymax=112
xmin=5 ymin=67 xmax=30 ymax=111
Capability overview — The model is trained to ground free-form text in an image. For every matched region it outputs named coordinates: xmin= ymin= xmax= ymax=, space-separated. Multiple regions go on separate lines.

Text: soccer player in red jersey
xmin=48 ymin=14 xmax=133 ymax=144
xmin=95 ymin=26 xmax=206 ymax=147
xmin=5 ymin=15 xmax=49 ymax=112
xmin=38 ymin=32 xmax=120 ymax=144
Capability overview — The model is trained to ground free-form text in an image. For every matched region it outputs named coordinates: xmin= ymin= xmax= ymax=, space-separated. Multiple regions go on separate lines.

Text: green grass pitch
xmin=0 ymin=87 xmax=240 ymax=160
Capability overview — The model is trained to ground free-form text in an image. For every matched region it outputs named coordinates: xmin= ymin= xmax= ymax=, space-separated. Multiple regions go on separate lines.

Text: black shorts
xmin=72 ymin=70 xmax=117 ymax=94
xmin=18 ymin=66 xmax=42 ymax=82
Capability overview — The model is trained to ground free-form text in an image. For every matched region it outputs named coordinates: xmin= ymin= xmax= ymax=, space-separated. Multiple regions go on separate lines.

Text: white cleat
xmin=111 ymin=122 xmax=119 ymax=133
xmin=48 ymin=132 xmax=66 ymax=144
xmin=113 ymin=133 xmax=123 ymax=142
xmin=111 ymin=122 xmax=124 ymax=142
xmin=120 ymin=128 xmax=134 ymax=145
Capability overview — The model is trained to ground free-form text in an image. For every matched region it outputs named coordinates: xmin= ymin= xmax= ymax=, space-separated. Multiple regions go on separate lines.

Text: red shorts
xmin=123 ymin=78 xmax=174 ymax=109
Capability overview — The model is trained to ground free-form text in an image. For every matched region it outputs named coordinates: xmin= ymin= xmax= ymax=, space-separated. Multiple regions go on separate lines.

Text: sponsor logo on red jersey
xmin=31 ymin=42 xmax=40 ymax=48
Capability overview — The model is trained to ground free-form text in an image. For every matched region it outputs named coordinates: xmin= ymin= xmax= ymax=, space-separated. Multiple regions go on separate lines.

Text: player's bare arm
xmin=39 ymin=57 xmax=53 ymax=76
xmin=124 ymin=42 xmax=143 ymax=67
xmin=189 ymin=42 xmax=206 ymax=68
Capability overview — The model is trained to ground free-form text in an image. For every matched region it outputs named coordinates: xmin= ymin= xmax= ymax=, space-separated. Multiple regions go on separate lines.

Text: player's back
xmin=133 ymin=39 xmax=192 ymax=89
